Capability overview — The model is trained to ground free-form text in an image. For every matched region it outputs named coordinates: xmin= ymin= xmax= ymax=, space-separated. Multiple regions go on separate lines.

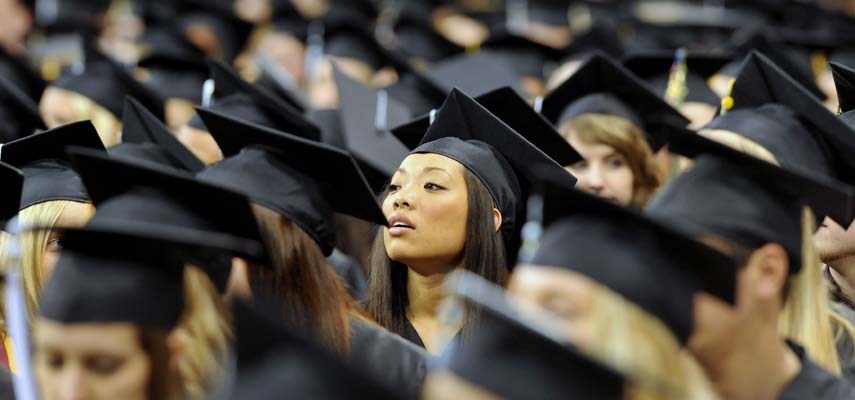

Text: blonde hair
xmin=172 ymin=266 xmax=232 ymax=400
xmin=18 ymin=200 xmax=93 ymax=320
xmin=560 ymin=113 xmax=664 ymax=206
xmin=698 ymin=129 xmax=779 ymax=165
xmin=0 ymin=231 xmax=12 ymax=335
xmin=583 ymin=286 xmax=719 ymax=400
xmin=45 ymin=87 xmax=123 ymax=147
xmin=779 ymin=206 xmax=855 ymax=374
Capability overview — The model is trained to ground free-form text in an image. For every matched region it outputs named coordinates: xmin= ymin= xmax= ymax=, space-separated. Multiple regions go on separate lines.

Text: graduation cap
xmin=137 ymin=25 xmax=209 ymax=103
xmin=621 ymin=50 xmax=733 ymax=106
xmin=0 ymin=121 xmax=106 ymax=209
xmin=442 ymin=274 xmax=625 ymax=399
xmin=392 ymin=86 xmax=581 ymax=166
xmin=228 ymin=301 xmax=402 ymax=400
xmin=188 ymin=60 xmax=320 ymax=141
xmin=562 ymin=17 xmax=624 ymax=60
xmin=50 ymin=42 xmax=165 ymax=120
xmin=108 ymin=97 xmax=205 ymax=173
xmin=0 ymin=162 xmax=23 ymax=231
xmin=425 ymin=50 xmax=527 ymax=98
xmin=389 ymin=2 xmax=463 ymax=64
xmin=646 ymin=124 xmax=855 ymax=273
xmin=332 ymin=67 xmax=411 ymax=191
xmin=179 ymin=7 xmax=253 ymax=62
xmin=528 ymin=166 xmax=736 ymax=343
xmin=252 ymin=53 xmax=312 ymax=112
xmin=720 ymin=27 xmax=826 ymax=100
xmin=196 ymin=108 xmax=388 ymax=257
xmin=480 ymin=25 xmax=567 ymax=80
xmin=37 ymin=226 xmax=257 ymax=329
xmin=323 ymin=20 xmax=388 ymax=71
xmin=65 ymin=146 xmax=266 ymax=291
xmin=831 ymin=62 xmax=855 ymax=113
xmin=540 ymin=51 xmax=689 ymax=151
xmin=0 ymin=48 xmax=46 ymax=101
xmin=0 ymin=74 xmax=46 ymax=143
xmin=725 ymin=51 xmax=855 ymax=186
xmin=411 ymin=88 xmax=577 ymax=264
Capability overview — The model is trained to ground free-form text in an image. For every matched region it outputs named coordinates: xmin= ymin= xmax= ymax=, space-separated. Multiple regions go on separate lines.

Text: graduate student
xmin=540 ymin=52 xmax=688 ymax=207
xmin=647 ymin=127 xmax=855 ymax=399
xmin=365 ymin=89 xmax=576 ymax=353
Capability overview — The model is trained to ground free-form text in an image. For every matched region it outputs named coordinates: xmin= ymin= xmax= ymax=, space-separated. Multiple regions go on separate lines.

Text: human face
xmin=508 ymin=265 xmax=598 ymax=345
xmin=565 ymin=138 xmax=634 ymax=206
xmin=34 ymin=319 xmax=152 ymax=400
xmin=814 ymin=217 xmax=855 ymax=263
xmin=175 ymin=124 xmax=222 ymax=165
xmin=43 ymin=202 xmax=94 ymax=278
xmin=383 ymin=153 xmax=469 ymax=274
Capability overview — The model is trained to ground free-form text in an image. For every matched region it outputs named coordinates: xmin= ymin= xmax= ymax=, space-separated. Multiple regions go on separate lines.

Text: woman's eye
xmin=46 ymin=353 xmax=64 ymax=370
xmin=606 ymin=157 xmax=625 ymax=169
xmin=86 ymin=356 xmax=123 ymax=376
xmin=47 ymin=237 xmax=64 ymax=250
xmin=424 ymin=183 xmax=443 ymax=191
xmin=569 ymin=161 xmax=587 ymax=170
xmin=387 ymin=184 xmax=400 ymax=193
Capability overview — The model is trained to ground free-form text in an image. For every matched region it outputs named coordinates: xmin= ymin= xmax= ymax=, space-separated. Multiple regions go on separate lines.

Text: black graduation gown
xmin=327 ymin=249 xmax=369 ymax=301
xmin=403 ymin=318 xmax=426 ymax=349
xmin=0 ymin=366 xmax=13 ymax=399
xmin=778 ymin=341 xmax=855 ymax=400
xmin=349 ymin=318 xmax=431 ymax=399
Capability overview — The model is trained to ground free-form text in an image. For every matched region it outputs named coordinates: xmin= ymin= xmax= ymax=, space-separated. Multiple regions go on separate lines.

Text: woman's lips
xmin=388 ymin=214 xmax=416 ymax=237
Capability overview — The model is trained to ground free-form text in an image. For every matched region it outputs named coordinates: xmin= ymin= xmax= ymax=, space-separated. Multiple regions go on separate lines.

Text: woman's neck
xmin=406 ymin=268 xmax=449 ymax=320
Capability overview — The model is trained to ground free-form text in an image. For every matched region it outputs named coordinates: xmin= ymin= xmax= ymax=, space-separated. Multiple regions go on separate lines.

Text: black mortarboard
xmin=189 ymin=60 xmax=321 ymax=141
xmin=109 ymin=97 xmax=205 ymax=173
xmin=390 ymin=2 xmax=463 ymax=64
xmin=0 ymin=121 xmax=106 ymax=209
xmin=38 ymin=226 xmax=257 ymax=329
xmin=721 ymin=27 xmax=826 ymax=100
xmin=726 ymin=51 xmax=855 ymax=186
xmin=66 ymin=147 xmax=267 ymax=291
xmin=647 ymin=125 xmax=855 ymax=273
xmin=831 ymin=62 xmax=855 ymax=113
xmin=0 ymin=48 xmax=46 ymax=101
xmin=0 ymin=162 xmax=23 ymax=231
xmin=412 ymin=88 xmax=577 ymax=263
xmin=51 ymin=43 xmax=165 ymax=120
xmin=137 ymin=25 xmax=209 ymax=103
xmin=541 ymin=51 xmax=689 ymax=150
xmin=324 ymin=21 xmax=387 ymax=71
xmin=442 ymin=274 xmax=625 ymax=400
xmin=392 ymin=86 xmax=581 ymax=166
xmin=196 ymin=108 xmax=388 ymax=256
xmin=425 ymin=50 xmax=526 ymax=98
xmin=621 ymin=50 xmax=733 ymax=106
xmin=229 ymin=301 xmax=402 ymax=400
xmin=0 ymin=74 xmax=45 ymax=143
xmin=179 ymin=8 xmax=253 ymax=62
xmin=332 ymin=67 xmax=411 ymax=191
xmin=528 ymin=166 xmax=736 ymax=343
xmin=252 ymin=53 xmax=311 ymax=112
xmin=562 ymin=17 xmax=624 ymax=60
xmin=481 ymin=26 xmax=567 ymax=79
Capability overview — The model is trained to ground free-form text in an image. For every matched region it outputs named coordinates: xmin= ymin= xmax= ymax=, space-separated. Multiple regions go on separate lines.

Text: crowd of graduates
xmin=2 ymin=0 xmax=855 ymax=399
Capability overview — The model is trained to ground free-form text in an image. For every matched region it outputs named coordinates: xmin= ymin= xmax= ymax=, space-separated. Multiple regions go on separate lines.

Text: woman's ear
xmin=748 ymin=243 xmax=789 ymax=301
xmin=493 ymin=208 xmax=503 ymax=232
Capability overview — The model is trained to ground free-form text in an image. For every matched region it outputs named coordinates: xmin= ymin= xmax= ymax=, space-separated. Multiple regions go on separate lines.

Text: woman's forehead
xmin=398 ymin=153 xmax=465 ymax=176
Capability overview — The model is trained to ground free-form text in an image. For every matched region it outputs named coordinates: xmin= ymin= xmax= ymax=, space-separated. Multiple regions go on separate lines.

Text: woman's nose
xmin=580 ymin=167 xmax=605 ymax=192
xmin=59 ymin=365 xmax=89 ymax=400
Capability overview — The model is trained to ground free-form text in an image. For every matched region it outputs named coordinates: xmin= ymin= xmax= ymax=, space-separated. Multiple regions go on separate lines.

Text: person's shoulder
xmin=780 ymin=341 xmax=855 ymax=400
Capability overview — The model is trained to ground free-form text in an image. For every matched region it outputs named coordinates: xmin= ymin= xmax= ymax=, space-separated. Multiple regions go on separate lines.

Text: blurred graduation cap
xmin=0 ymin=121 xmax=106 ymax=209
xmin=480 ymin=25 xmax=567 ymax=80
xmin=34 ymin=0 xmax=111 ymax=36
xmin=331 ymin=66 xmax=411 ymax=191
xmin=647 ymin=124 xmax=855 ymax=271
xmin=51 ymin=42 xmax=165 ymax=120
xmin=441 ymin=273 xmax=625 ymax=399
xmin=561 ymin=15 xmax=624 ymax=60
xmin=411 ymin=88 xmax=577 ymax=264
xmin=323 ymin=18 xmax=388 ymax=71
xmin=719 ymin=27 xmax=826 ymax=100
xmin=540 ymin=51 xmax=689 ymax=150
xmin=621 ymin=50 xmax=733 ymax=106
xmin=66 ymin=146 xmax=266 ymax=291
xmin=425 ymin=50 xmax=526 ymax=98
xmin=189 ymin=60 xmax=320 ymax=141
xmin=831 ymin=62 xmax=855 ymax=113
xmin=725 ymin=51 xmax=855 ymax=186
xmin=0 ymin=47 xmax=46 ymax=101
xmin=0 ymin=74 xmax=46 ymax=143
xmin=109 ymin=97 xmax=204 ymax=173
xmin=0 ymin=162 xmax=23 ymax=232
xmin=137 ymin=24 xmax=209 ymax=104
xmin=386 ymin=1 xmax=463 ymax=64
xmin=227 ymin=300 xmax=402 ymax=400
xmin=528 ymin=166 xmax=736 ymax=343
xmin=179 ymin=5 xmax=254 ymax=62
xmin=38 ymin=226 xmax=257 ymax=330
xmin=196 ymin=108 xmax=388 ymax=257
xmin=252 ymin=52 xmax=311 ymax=112
xmin=392 ymin=86 xmax=581 ymax=166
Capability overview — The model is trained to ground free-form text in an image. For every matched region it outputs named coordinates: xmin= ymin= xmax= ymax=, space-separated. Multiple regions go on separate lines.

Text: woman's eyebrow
xmin=422 ymin=166 xmax=451 ymax=176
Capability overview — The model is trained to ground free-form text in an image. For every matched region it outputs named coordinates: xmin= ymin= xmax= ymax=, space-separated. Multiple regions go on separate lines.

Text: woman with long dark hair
xmin=195 ymin=109 xmax=429 ymax=398
xmin=365 ymin=89 xmax=577 ymax=353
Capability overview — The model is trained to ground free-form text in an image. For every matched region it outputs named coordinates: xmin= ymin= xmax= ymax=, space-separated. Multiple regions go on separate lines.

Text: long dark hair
xmin=365 ymin=169 xmax=508 ymax=337
xmin=248 ymin=203 xmax=352 ymax=355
